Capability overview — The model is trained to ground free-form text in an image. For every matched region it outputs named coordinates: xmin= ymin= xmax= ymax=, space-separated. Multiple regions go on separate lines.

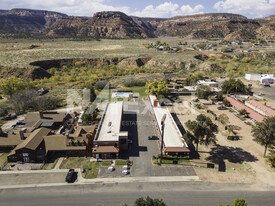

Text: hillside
xmin=133 ymin=13 xmax=265 ymax=41
xmin=0 ymin=9 xmax=274 ymax=40
xmin=0 ymin=9 xmax=67 ymax=34
xmin=46 ymin=11 xmax=155 ymax=38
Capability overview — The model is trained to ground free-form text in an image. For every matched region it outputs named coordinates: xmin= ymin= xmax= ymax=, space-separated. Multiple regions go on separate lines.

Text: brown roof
xmin=12 ymin=128 xmax=51 ymax=151
xmin=92 ymin=146 xmax=119 ymax=154
xmin=246 ymin=100 xmax=275 ymax=117
xmin=225 ymin=97 xmax=265 ymax=122
xmin=44 ymin=135 xmax=86 ymax=152
xmin=164 ymin=147 xmax=190 ymax=153
xmin=71 ymin=125 xmax=96 ymax=138
xmin=0 ymin=129 xmax=30 ymax=147
xmin=24 ymin=112 xmax=68 ymax=128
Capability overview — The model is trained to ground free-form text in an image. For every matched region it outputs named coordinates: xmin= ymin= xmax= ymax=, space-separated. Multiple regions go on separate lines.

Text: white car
xmin=122 ymin=165 xmax=130 ymax=170
xmin=108 ymin=166 xmax=115 ymax=171
xmin=122 ymin=170 xmax=129 ymax=175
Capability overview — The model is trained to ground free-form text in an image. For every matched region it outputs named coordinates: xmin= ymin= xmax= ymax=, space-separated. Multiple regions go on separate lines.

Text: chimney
xmin=39 ymin=111 xmax=44 ymax=119
xmin=19 ymin=130 xmax=25 ymax=140
xmin=153 ymin=99 xmax=159 ymax=107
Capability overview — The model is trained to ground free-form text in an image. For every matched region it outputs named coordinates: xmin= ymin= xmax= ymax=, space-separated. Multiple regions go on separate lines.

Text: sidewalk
xmin=54 ymin=157 xmax=65 ymax=169
xmin=80 ymin=175 xmax=199 ymax=184
xmin=0 ymin=172 xmax=199 ymax=190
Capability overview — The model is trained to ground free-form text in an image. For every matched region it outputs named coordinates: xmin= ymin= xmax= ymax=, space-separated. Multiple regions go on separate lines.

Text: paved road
xmin=0 ymin=182 xmax=274 ymax=206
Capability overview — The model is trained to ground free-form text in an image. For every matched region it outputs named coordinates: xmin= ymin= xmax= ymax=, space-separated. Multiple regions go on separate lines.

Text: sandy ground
xmin=171 ymin=97 xmax=275 ymax=186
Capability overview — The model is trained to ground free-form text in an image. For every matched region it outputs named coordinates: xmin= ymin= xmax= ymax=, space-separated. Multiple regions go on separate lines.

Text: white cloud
xmin=0 ymin=0 xmax=130 ymax=16
xmin=213 ymin=0 xmax=275 ymax=17
xmin=181 ymin=4 xmax=204 ymax=15
xmin=131 ymin=2 xmax=204 ymax=18
xmin=0 ymin=0 xmax=205 ymax=18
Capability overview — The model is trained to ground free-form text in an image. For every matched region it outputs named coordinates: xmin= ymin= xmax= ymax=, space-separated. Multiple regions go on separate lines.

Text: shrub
xmin=75 ymin=61 xmax=84 ymax=67
xmin=123 ymin=77 xmax=146 ymax=87
xmin=0 ymin=106 xmax=8 ymax=117
xmin=227 ymin=136 xmax=240 ymax=141
xmin=267 ymin=152 xmax=275 ymax=168
xmin=239 ymin=109 xmax=247 ymax=116
xmin=223 ymin=99 xmax=231 ymax=107
xmin=207 ymin=110 xmax=217 ymax=117
xmin=218 ymin=114 xmax=229 ymax=125
xmin=95 ymin=80 xmax=108 ymax=90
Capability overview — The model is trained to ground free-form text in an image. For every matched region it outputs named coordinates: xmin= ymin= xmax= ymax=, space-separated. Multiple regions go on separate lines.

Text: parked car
xmin=217 ymin=106 xmax=227 ymax=110
xmin=108 ymin=166 xmax=115 ymax=171
xmin=128 ymin=139 xmax=133 ymax=144
xmin=65 ymin=169 xmax=75 ymax=183
xmin=122 ymin=170 xmax=129 ymax=175
xmin=122 ymin=165 xmax=130 ymax=170
xmin=148 ymin=136 xmax=158 ymax=140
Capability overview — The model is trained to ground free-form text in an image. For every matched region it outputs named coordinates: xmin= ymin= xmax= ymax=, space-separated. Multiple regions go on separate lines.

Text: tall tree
xmin=222 ymin=78 xmax=251 ymax=94
xmin=185 ymin=114 xmax=218 ymax=151
xmin=145 ymin=81 xmax=169 ymax=98
xmin=252 ymin=117 xmax=275 ymax=157
xmin=196 ymin=85 xmax=214 ymax=99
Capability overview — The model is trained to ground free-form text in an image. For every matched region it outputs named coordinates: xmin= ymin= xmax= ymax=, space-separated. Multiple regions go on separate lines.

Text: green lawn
xmin=60 ymin=157 xmax=113 ymax=179
xmin=152 ymin=155 xmax=190 ymax=165
xmin=0 ymin=153 xmax=8 ymax=169
xmin=100 ymin=161 xmax=112 ymax=166
xmin=115 ymin=160 xmax=129 ymax=166
xmin=131 ymin=87 xmax=147 ymax=97
xmin=42 ymin=158 xmax=59 ymax=170
xmin=60 ymin=157 xmax=92 ymax=169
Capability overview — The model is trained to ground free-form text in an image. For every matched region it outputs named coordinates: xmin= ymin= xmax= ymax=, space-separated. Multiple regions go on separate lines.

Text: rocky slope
xmin=133 ymin=13 xmax=265 ymax=40
xmin=0 ymin=9 xmax=67 ymax=34
xmin=0 ymin=9 xmax=274 ymax=40
xmin=47 ymin=11 xmax=155 ymax=38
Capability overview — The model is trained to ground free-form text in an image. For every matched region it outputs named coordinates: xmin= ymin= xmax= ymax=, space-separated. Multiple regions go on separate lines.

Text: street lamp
xmin=160 ymin=114 xmax=166 ymax=164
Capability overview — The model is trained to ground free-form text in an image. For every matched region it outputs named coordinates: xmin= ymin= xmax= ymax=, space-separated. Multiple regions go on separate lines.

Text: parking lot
xmin=98 ymin=100 xmax=196 ymax=178
xmin=252 ymin=85 xmax=275 ymax=100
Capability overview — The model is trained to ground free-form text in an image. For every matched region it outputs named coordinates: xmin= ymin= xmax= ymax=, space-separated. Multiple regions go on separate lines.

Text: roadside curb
xmin=0 ymin=175 xmax=199 ymax=189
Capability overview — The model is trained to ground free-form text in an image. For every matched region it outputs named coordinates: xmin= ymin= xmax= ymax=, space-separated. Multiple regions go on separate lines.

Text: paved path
xmin=54 ymin=157 xmax=64 ymax=169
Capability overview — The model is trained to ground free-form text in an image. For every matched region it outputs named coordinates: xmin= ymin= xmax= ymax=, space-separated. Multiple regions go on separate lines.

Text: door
xmin=22 ymin=153 xmax=30 ymax=163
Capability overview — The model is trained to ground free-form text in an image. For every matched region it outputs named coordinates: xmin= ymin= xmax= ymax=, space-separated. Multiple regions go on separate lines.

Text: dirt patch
xmin=171 ymin=98 xmax=275 ymax=186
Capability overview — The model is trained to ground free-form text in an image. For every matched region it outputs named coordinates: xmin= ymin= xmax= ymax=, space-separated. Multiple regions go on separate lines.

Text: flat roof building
xmin=149 ymin=95 xmax=190 ymax=156
xmin=93 ymin=102 xmax=128 ymax=158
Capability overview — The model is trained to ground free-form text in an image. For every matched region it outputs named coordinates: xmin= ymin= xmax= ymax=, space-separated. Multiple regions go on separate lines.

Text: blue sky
xmin=1 ymin=0 xmax=275 ymax=18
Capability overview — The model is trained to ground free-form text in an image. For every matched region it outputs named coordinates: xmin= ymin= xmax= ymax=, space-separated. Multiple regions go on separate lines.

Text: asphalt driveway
xmin=98 ymin=100 xmax=196 ymax=178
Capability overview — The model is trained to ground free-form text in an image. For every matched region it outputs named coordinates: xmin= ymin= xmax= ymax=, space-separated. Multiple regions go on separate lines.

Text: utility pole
xmin=160 ymin=114 xmax=166 ymax=164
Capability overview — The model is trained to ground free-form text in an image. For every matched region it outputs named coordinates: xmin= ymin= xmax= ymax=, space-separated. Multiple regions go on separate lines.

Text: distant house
xmin=245 ymin=100 xmax=275 ymax=118
xmin=245 ymin=73 xmax=262 ymax=81
xmin=225 ymin=96 xmax=265 ymax=122
xmin=225 ymin=48 xmax=233 ymax=52
xmin=245 ymin=73 xmax=275 ymax=83
xmin=260 ymin=74 xmax=275 ymax=84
